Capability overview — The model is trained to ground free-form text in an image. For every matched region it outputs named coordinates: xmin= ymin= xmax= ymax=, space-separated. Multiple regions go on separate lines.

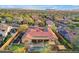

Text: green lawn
xmin=9 ymin=44 xmax=25 ymax=53
xmin=3 ymin=35 xmax=12 ymax=43
xmin=59 ymin=38 xmax=73 ymax=49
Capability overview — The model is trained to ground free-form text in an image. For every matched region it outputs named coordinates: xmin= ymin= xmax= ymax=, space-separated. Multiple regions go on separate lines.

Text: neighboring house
xmin=0 ymin=24 xmax=12 ymax=46
xmin=12 ymin=23 xmax=19 ymax=27
xmin=58 ymin=28 xmax=71 ymax=40
xmin=58 ymin=27 xmax=77 ymax=43
xmin=46 ymin=19 xmax=53 ymax=26
xmin=0 ymin=24 xmax=12 ymax=37
xmin=31 ymin=15 xmax=41 ymax=25
xmin=1 ymin=19 xmax=7 ymax=24
xmin=46 ymin=19 xmax=54 ymax=27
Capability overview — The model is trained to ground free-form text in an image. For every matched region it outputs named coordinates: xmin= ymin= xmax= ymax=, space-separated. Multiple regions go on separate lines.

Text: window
xmin=32 ymin=40 xmax=37 ymax=44
xmin=44 ymin=40 xmax=49 ymax=42
xmin=38 ymin=40 xmax=43 ymax=43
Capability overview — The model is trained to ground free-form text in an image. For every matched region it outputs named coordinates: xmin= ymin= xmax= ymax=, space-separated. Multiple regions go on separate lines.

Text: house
xmin=22 ymin=27 xmax=58 ymax=48
xmin=0 ymin=24 xmax=12 ymax=46
xmin=46 ymin=19 xmax=53 ymax=26
xmin=58 ymin=27 xmax=71 ymax=42
xmin=1 ymin=19 xmax=7 ymax=24
xmin=58 ymin=27 xmax=78 ymax=44
xmin=0 ymin=24 xmax=12 ymax=37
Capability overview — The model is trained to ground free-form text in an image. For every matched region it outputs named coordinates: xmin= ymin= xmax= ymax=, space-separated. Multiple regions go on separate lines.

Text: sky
xmin=0 ymin=5 xmax=79 ymax=10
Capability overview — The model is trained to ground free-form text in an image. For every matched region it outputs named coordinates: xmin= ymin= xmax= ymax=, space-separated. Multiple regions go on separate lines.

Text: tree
xmin=51 ymin=23 xmax=57 ymax=31
xmin=38 ymin=20 xmax=45 ymax=27
xmin=6 ymin=17 xmax=13 ymax=23
xmin=18 ymin=24 xmax=28 ymax=32
xmin=75 ymin=17 xmax=79 ymax=21
xmin=23 ymin=15 xmax=35 ymax=25
xmin=28 ymin=17 xmax=34 ymax=25
xmin=9 ymin=44 xmax=26 ymax=53
xmin=0 ymin=17 xmax=2 ymax=23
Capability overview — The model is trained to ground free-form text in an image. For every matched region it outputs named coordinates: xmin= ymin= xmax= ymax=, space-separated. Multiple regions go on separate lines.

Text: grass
xmin=9 ymin=44 xmax=26 ymax=53
xmin=74 ymin=24 xmax=79 ymax=27
xmin=3 ymin=34 xmax=12 ymax=43
xmin=59 ymin=38 xmax=73 ymax=49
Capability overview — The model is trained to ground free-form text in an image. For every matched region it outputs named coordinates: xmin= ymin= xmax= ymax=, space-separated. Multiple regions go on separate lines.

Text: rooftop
xmin=22 ymin=27 xmax=58 ymax=41
xmin=57 ymin=45 xmax=66 ymax=50
xmin=32 ymin=36 xmax=49 ymax=40
xmin=0 ymin=24 xmax=9 ymax=31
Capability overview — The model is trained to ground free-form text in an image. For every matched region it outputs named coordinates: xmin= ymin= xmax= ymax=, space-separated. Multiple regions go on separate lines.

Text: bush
xmin=9 ymin=44 xmax=26 ymax=53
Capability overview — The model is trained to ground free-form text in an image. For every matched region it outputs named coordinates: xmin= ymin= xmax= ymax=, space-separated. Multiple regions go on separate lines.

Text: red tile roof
xmin=23 ymin=27 xmax=58 ymax=40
